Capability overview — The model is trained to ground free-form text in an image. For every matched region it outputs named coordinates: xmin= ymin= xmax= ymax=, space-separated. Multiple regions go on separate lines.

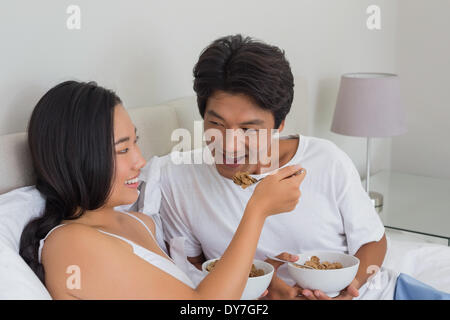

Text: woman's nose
xmin=134 ymin=146 xmax=146 ymax=170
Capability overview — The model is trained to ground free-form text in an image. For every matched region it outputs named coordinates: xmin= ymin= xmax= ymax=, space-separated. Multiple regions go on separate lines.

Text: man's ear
xmin=277 ymin=120 xmax=285 ymax=133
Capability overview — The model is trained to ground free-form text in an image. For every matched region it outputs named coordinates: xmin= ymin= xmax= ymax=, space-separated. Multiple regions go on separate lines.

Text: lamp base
xmin=369 ymin=191 xmax=383 ymax=213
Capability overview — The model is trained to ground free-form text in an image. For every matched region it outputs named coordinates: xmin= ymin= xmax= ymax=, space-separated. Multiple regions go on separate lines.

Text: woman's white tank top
xmin=38 ymin=210 xmax=195 ymax=289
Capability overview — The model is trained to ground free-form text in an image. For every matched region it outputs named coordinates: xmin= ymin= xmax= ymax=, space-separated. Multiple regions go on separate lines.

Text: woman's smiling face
xmin=107 ymin=104 xmax=146 ymax=208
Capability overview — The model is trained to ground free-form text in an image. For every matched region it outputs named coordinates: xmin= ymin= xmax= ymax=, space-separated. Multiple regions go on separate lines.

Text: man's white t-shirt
xmin=153 ymin=134 xmax=397 ymax=298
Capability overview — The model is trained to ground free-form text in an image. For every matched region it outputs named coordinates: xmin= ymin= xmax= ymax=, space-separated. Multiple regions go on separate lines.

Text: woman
xmin=19 ymin=80 xmax=306 ymax=299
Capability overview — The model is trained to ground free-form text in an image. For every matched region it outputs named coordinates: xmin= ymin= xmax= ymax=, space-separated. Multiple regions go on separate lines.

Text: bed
xmin=0 ymin=82 xmax=449 ymax=299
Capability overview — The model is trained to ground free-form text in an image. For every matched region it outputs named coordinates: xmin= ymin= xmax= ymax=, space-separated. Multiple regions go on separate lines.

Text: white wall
xmin=392 ymin=0 xmax=450 ymax=179
xmin=0 ymin=0 xmax=399 ymax=178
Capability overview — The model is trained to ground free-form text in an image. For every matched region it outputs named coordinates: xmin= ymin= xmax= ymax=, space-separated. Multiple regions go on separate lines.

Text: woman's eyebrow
xmin=114 ymin=137 xmax=129 ymax=145
xmin=114 ymin=127 xmax=137 ymax=145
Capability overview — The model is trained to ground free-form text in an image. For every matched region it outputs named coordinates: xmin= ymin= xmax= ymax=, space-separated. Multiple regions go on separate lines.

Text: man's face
xmin=203 ymin=90 xmax=284 ymax=179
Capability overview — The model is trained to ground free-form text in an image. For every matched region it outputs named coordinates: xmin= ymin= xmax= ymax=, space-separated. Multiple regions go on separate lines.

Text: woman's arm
xmin=193 ymin=202 xmax=266 ymax=298
xmin=44 ymin=165 xmax=306 ymax=300
xmin=194 ymin=166 xmax=305 ymax=299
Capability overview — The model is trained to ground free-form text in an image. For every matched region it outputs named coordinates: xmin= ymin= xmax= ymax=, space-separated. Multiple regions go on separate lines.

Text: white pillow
xmin=0 ymin=186 xmax=45 ymax=252
xmin=0 ymin=242 xmax=51 ymax=299
xmin=0 ymin=186 xmax=51 ymax=299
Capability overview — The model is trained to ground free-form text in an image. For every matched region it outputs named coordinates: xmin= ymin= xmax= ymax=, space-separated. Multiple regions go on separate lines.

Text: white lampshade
xmin=331 ymin=73 xmax=407 ymax=137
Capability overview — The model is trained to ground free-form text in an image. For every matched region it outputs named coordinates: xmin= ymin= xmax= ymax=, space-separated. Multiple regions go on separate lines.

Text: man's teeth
xmin=225 ymin=155 xmax=245 ymax=163
xmin=125 ymin=177 xmax=139 ymax=185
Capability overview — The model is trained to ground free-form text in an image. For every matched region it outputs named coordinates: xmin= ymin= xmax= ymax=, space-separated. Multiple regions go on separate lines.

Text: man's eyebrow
xmin=206 ymin=110 xmax=225 ymax=121
xmin=114 ymin=127 xmax=137 ymax=145
xmin=207 ymin=110 xmax=264 ymax=125
xmin=239 ymin=119 xmax=265 ymax=126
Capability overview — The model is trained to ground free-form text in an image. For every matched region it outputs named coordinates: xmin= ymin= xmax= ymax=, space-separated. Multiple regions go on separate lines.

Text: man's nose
xmin=224 ymin=129 xmax=246 ymax=155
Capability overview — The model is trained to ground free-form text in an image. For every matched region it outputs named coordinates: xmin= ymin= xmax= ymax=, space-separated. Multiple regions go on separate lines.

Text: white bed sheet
xmin=383 ymin=230 xmax=450 ymax=293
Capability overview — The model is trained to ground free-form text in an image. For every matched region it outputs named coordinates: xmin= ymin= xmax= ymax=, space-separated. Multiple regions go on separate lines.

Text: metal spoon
xmin=265 ymin=255 xmax=315 ymax=269
xmin=235 ymin=169 xmax=306 ymax=189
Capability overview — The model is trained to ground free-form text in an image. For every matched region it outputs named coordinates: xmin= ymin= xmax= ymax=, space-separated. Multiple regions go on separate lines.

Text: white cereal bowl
xmin=202 ymin=258 xmax=274 ymax=300
xmin=287 ymin=251 xmax=360 ymax=298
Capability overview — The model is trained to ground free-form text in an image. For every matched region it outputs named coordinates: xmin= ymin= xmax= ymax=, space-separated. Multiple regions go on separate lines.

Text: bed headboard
xmin=0 ymin=77 xmax=308 ymax=194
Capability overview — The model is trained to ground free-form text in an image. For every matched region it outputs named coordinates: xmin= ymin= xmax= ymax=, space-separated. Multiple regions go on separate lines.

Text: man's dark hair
xmin=193 ymin=34 xmax=294 ymax=128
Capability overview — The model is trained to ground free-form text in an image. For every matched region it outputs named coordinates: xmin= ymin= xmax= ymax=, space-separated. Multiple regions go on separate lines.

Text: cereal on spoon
xmin=232 ymin=169 xmax=305 ymax=189
xmin=232 ymin=172 xmax=258 ymax=189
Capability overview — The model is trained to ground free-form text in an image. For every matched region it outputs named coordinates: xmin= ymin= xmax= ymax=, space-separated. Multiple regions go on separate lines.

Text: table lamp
xmin=331 ymin=73 xmax=407 ymax=210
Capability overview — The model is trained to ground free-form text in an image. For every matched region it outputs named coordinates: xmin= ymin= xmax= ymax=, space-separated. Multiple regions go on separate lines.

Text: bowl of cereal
xmin=287 ymin=251 xmax=360 ymax=298
xmin=202 ymin=258 xmax=274 ymax=300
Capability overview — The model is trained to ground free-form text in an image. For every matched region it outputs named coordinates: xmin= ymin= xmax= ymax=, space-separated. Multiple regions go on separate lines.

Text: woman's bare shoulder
xmin=125 ymin=211 xmax=156 ymax=234
xmin=41 ymin=223 xmax=135 ymax=299
xmin=44 ymin=223 xmax=103 ymax=245
xmin=42 ymin=223 xmax=123 ymax=263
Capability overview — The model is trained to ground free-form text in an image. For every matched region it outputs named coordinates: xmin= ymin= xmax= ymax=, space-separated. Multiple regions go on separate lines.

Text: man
xmin=157 ymin=34 xmax=390 ymax=300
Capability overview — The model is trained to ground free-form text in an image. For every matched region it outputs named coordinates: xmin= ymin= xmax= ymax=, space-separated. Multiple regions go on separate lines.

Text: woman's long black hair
xmin=19 ymin=80 xmax=122 ymax=283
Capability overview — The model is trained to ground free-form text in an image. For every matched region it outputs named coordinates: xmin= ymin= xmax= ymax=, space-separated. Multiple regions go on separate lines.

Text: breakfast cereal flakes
xmin=232 ymin=172 xmax=258 ymax=189
xmin=206 ymin=260 xmax=265 ymax=277
xmin=297 ymin=256 xmax=343 ymax=270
